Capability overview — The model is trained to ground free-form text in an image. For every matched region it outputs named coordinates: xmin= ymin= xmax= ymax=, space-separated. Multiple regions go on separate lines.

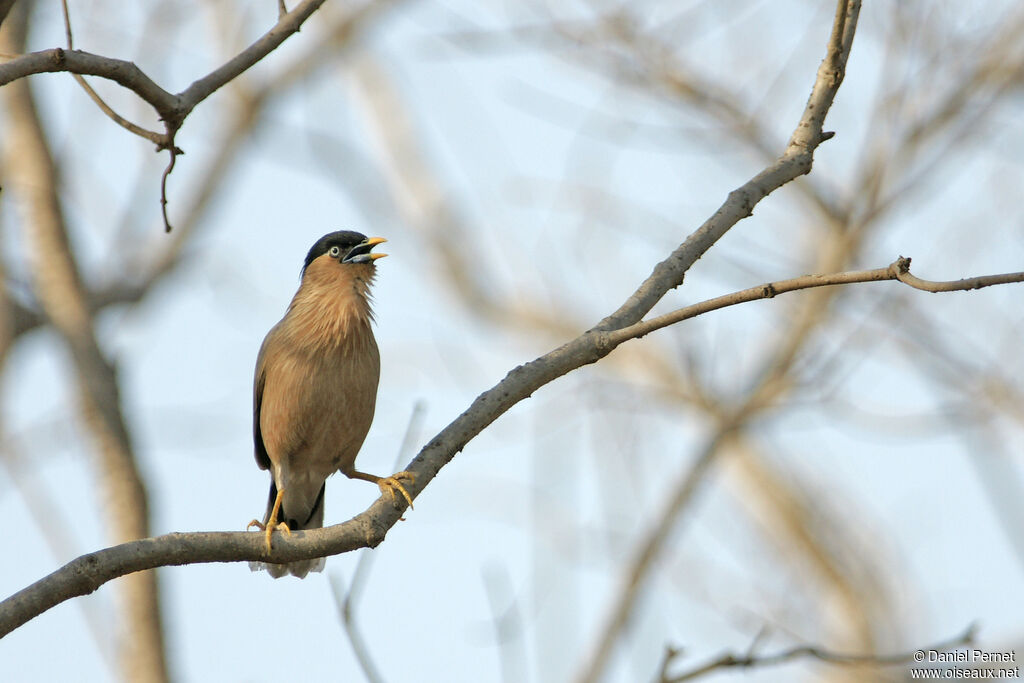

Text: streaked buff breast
xmin=259 ymin=329 xmax=380 ymax=483
xmin=255 ymin=256 xmax=380 ymax=522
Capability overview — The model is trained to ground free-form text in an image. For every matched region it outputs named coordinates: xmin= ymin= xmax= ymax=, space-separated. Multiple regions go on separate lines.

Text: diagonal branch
xmin=177 ymin=0 xmax=331 ymax=111
xmin=593 ymin=0 xmax=860 ymax=333
xmin=1 ymin=256 xmax=1020 ymax=638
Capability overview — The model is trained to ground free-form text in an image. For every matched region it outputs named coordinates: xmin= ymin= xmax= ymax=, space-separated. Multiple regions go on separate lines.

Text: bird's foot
xmin=248 ymin=486 xmax=290 ymax=552
xmin=266 ymin=522 xmax=291 ymax=552
xmin=247 ymin=519 xmax=291 ymax=553
xmin=378 ymin=471 xmax=416 ymax=509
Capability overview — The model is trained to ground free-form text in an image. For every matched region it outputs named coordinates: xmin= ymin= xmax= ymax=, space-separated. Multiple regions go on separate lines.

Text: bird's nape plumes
xmin=248 ymin=481 xmax=326 ymax=579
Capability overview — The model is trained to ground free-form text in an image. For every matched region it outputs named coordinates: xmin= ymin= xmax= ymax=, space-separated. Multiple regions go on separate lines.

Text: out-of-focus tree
xmin=1 ymin=1 xmax=1022 ymax=682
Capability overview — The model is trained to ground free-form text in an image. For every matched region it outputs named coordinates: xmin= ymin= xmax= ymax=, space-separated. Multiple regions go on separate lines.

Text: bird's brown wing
xmin=253 ymin=335 xmax=272 ymax=471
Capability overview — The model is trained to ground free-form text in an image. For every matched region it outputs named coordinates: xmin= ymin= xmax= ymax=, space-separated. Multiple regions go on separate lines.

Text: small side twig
xmin=61 ymin=0 xmax=174 ymax=230
xmin=604 ymin=257 xmax=1024 ymax=348
xmin=657 ymin=622 xmax=977 ymax=682
xmin=59 ymin=0 xmax=166 ymax=146
xmin=159 ymin=144 xmax=181 ymax=233
xmin=892 ymin=256 xmax=1024 ymax=292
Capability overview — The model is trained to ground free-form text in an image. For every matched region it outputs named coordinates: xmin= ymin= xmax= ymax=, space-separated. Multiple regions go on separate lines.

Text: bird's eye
xmin=328 ymin=246 xmax=342 ymax=257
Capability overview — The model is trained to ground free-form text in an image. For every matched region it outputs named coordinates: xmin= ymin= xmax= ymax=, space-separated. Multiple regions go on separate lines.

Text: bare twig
xmin=894 ymin=264 xmax=1024 ymax=292
xmin=606 ymin=257 xmax=1024 ymax=347
xmin=59 ymin=0 xmax=165 ymax=159
xmin=71 ymin=75 xmax=165 ymax=143
xmin=0 ymin=0 xmax=336 ymax=229
xmin=0 ymin=440 xmax=116 ymax=671
xmin=657 ymin=623 xmax=976 ymax=682
xmin=159 ymin=147 xmax=179 ymax=233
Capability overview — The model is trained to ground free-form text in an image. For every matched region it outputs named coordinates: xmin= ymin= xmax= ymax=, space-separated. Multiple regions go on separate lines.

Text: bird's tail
xmin=249 ymin=481 xmax=326 ymax=579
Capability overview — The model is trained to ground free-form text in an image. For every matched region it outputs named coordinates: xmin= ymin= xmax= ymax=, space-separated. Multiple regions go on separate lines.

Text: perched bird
xmin=248 ymin=231 xmax=414 ymax=578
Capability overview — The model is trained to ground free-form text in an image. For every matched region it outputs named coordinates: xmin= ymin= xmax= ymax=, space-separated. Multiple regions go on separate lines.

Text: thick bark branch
xmin=0 ymin=501 xmax=401 ymax=638
xmin=0 ymin=48 xmax=177 ymax=116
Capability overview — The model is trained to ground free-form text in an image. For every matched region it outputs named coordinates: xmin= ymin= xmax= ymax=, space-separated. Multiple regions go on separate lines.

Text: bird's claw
xmin=378 ymin=471 xmax=416 ymax=509
xmin=248 ymin=520 xmax=291 ymax=553
xmin=267 ymin=522 xmax=291 ymax=552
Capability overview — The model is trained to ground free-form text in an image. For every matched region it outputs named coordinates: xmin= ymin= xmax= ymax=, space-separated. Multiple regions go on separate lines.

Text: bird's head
xmin=301 ymin=231 xmax=387 ymax=278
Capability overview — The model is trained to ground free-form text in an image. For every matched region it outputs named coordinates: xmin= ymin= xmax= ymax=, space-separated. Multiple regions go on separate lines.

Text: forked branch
xmin=0 ymin=0 xmax=335 ymax=229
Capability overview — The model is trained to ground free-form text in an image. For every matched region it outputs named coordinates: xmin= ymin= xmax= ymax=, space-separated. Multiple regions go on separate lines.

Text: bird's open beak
xmin=343 ymin=237 xmax=388 ymax=263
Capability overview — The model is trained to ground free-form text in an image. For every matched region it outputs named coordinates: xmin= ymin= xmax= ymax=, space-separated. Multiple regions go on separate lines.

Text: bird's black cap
xmin=302 ymin=231 xmax=369 ymax=275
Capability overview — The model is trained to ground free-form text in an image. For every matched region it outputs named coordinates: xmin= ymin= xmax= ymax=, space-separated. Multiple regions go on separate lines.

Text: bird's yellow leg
xmin=246 ymin=487 xmax=291 ymax=552
xmin=346 ymin=470 xmax=416 ymax=509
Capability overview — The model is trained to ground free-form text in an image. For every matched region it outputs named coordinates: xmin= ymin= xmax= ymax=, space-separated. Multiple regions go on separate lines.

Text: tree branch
xmin=0 ymin=500 xmax=402 ymax=638
xmin=0 ymin=48 xmax=177 ymax=116
xmin=2 ymin=256 xmax=1020 ymax=638
xmin=0 ymin=0 xmax=337 ymax=229
xmin=657 ymin=623 xmax=976 ymax=682
xmin=606 ymin=257 xmax=1024 ymax=346
xmin=592 ymin=0 xmax=860 ymax=334
xmin=0 ymin=0 xmax=334 ymax=124
xmin=177 ymin=0 xmax=331 ymax=111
